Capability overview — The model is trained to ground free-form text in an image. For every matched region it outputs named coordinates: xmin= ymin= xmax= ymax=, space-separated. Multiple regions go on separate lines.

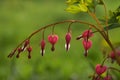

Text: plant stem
xmin=108 ymin=67 xmax=120 ymax=72
xmin=102 ymin=0 xmax=109 ymax=37
xmin=88 ymin=11 xmax=107 ymax=37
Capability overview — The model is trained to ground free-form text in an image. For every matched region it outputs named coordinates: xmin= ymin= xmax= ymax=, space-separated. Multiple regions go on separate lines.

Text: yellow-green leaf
xmin=66 ymin=5 xmax=81 ymax=14
xmin=78 ymin=4 xmax=88 ymax=12
xmin=66 ymin=0 xmax=79 ymax=5
xmin=86 ymin=0 xmax=92 ymax=4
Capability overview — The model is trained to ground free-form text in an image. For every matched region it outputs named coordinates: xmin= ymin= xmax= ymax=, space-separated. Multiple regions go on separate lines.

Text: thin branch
xmin=102 ymin=0 xmax=109 ymax=37
xmin=108 ymin=67 xmax=120 ymax=73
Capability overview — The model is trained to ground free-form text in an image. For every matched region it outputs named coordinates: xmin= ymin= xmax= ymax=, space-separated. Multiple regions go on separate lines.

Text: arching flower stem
xmin=8 ymin=20 xmax=107 ymax=58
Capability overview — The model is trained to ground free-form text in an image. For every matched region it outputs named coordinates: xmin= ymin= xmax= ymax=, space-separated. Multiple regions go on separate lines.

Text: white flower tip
xmin=65 ymin=44 xmax=70 ymax=51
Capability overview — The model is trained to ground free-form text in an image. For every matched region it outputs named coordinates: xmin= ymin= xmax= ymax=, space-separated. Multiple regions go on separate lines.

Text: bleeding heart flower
xmin=82 ymin=39 xmax=92 ymax=56
xmin=40 ymin=39 xmax=46 ymax=56
xmin=104 ymin=75 xmax=112 ymax=80
xmin=48 ymin=34 xmax=59 ymax=51
xmin=110 ymin=51 xmax=115 ymax=60
xmin=27 ymin=46 xmax=32 ymax=59
xmin=95 ymin=64 xmax=107 ymax=75
xmin=109 ymin=50 xmax=120 ymax=60
xmin=109 ymin=50 xmax=120 ymax=63
xmin=76 ymin=30 xmax=93 ymax=40
xmin=65 ymin=32 xmax=71 ymax=51
xmin=16 ymin=47 xmax=23 ymax=58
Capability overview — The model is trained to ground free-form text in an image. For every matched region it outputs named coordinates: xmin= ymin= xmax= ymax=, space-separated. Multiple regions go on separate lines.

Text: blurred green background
xmin=0 ymin=0 xmax=120 ymax=80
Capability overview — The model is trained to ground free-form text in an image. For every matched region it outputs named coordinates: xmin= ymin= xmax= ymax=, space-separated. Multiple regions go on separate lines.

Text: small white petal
xmin=21 ymin=46 xmax=26 ymax=51
xmin=40 ymin=50 xmax=45 ymax=55
xmin=65 ymin=44 xmax=70 ymax=51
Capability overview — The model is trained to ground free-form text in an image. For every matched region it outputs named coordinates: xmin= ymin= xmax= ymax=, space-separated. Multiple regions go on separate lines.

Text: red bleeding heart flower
xmin=110 ymin=51 xmax=115 ymax=60
xmin=109 ymin=50 xmax=120 ymax=60
xmin=109 ymin=50 xmax=120 ymax=63
xmin=95 ymin=64 xmax=107 ymax=75
xmin=40 ymin=39 xmax=46 ymax=56
xmin=82 ymin=39 xmax=92 ymax=56
xmin=16 ymin=47 xmax=23 ymax=58
xmin=27 ymin=46 xmax=32 ymax=59
xmin=76 ymin=30 xmax=93 ymax=40
xmin=48 ymin=34 xmax=59 ymax=51
xmin=65 ymin=32 xmax=71 ymax=51
xmin=24 ymin=40 xmax=30 ymax=47
xmin=104 ymin=75 xmax=112 ymax=80
xmin=76 ymin=29 xmax=94 ymax=56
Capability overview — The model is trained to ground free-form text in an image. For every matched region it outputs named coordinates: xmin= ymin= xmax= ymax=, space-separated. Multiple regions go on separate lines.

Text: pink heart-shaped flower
xmin=48 ymin=34 xmax=59 ymax=45
xmin=104 ymin=75 xmax=112 ymax=80
xmin=82 ymin=30 xmax=93 ymax=39
xmin=95 ymin=64 xmax=107 ymax=75
xmin=82 ymin=39 xmax=92 ymax=50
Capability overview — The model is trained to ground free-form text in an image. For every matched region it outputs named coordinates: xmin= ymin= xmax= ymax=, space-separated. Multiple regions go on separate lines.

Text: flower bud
xmin=27 ymin=46 xmax=32 ymax=59
xmin=40 ymin=39 xmax=46 ymax=56
xmin=65 ymin=32 xmax=71 ymax=51
xmin=16 ymin=47 xmax=23 ymax=58
xmin=109 ymin=50 xmax=120 ymax=63
xmin=24 ymin=40 xmax=30 ymax=47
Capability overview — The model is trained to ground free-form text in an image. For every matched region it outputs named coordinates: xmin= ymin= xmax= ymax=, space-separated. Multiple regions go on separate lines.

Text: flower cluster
xmin=76 ymin=29 xmax=93 ymax=56
xmin=16 ymin=39 xmax=32 ymax=59
xmin=13 ymin=28 xmax=95 ymax=58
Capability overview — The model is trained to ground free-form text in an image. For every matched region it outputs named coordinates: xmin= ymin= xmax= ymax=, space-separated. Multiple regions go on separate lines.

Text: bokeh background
xmin=0 ymin=0 xmax=120 ymax=80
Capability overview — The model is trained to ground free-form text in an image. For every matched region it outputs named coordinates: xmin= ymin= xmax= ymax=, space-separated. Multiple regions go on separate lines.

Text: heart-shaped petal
xmin=48 ymin=34 xmax=59 ymax=44
xmin=104 ymin=75 xmax=112 ymax=80
xmin=95 ymin=64 xmax=107 ymax=75
xmin=82 ymin=39 xmax=92 ymax=50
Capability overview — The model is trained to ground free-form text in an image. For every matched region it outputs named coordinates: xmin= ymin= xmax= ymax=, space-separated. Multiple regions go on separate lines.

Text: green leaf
xmin=66 ymin=5 xmax=81 ymax=14
xmin=78 ymin=4 xmax=88 ymax=12
xmin=86 ymin=0 xmax=92 ymax=4
xmin=116 ymin=16 xmax=120 ymax=23
xmin=97 ymin=0 xmax=104 ymax=5
xmin=104 ymin=23 xmax=120 ymax=31
xmin=66 ymin=0 xmax=79 ymax=5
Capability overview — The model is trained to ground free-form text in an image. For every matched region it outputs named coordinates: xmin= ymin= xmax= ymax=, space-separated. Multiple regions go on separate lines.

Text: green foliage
xmin=109 ymin=6 xmax=120 ymax=23
xmin=104 ymin=23 xmax=120 ymax=31
xmin=66 ymin=0 xmax=93 ymax=13
xmin=65 ymin=0 xmax=107 ymax=14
